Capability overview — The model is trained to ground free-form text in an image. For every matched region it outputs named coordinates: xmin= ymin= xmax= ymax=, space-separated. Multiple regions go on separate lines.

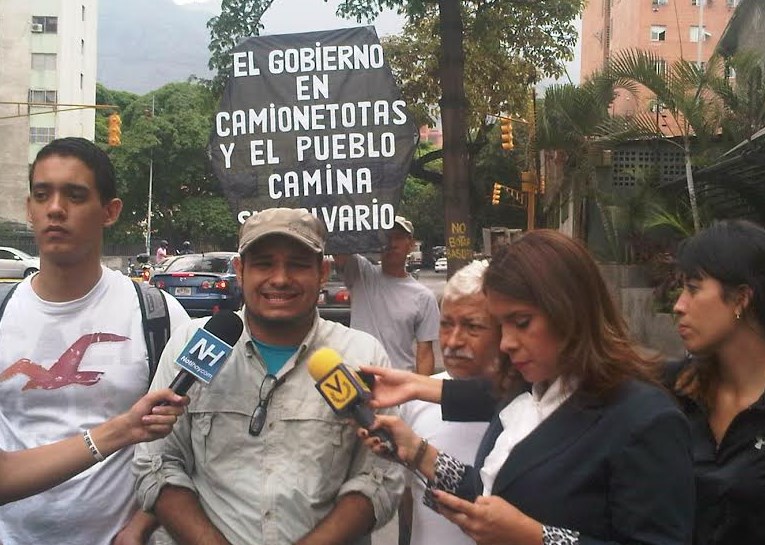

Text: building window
xmin=653 ymin=0 xmax=668 ymax=5
xmin=31 ymin=16 xmax=58 ymax=34
xmin=696 ymin=61 xmax=707 ymax=72
xmin=691 ymin=0 xmax=707 ymax=5
xmin=29 ymin=127 xmax=56 ymax=144
xmin=690 ymin=25 xmax=710 ymax=42
xmin=31 ymin=53 xmax=57 ymax=71
xmin=28 ymin=89 xmax=57 ymax=105
xmin=650 ymin=25 xmax=667 ymax=41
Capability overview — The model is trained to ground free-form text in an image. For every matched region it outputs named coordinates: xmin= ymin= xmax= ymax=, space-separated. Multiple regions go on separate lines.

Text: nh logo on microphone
xmin=174 ymin=329 xmax=233 ymax=384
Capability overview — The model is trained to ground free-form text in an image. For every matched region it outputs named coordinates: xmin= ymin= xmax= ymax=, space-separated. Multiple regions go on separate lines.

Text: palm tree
xmin=597 ymin=49 xmax=727 ymax=233
xmin=537 ymin=80 xmax=622 ymax=251
xmin=708 ymin=50 xmax=765 ymax=145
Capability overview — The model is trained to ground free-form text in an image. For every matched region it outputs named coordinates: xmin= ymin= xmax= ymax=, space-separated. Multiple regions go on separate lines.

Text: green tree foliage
xmin=382 ymin=2 xmax=581 ymax=131
xmin=709 ymin=50 xmax=765 ymax=145
xmin=207 ymin=0 xmax=274 ymax=93
xmin=398 ymin=177 xmax=444 ymax=250
xmin=95 ymin=83 xmax=139 ymax=145
xmin=97 ymin=82 xmax=239 ymax=248
xmin=536 ymin=81 xmax=615 ymax=242
xmin=206 ymin=0 xmax=582 ymax=271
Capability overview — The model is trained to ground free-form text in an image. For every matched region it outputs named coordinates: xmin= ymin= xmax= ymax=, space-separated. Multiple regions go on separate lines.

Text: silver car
xmin=0 ymin=247 xmax=40 ymax=278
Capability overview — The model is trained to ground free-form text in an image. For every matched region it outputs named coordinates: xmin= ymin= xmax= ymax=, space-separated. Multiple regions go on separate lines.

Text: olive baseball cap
xmin=238 ymin=208 xmax=327 ymax=254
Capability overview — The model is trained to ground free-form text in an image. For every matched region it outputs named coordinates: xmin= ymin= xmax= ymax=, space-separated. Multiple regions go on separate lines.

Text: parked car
xmin=154 ymin=254 xmax=182 ymax=273
xmin=150 ymin=252 xmax=242 ymax=317
xmin=0 ymin=247 xmax=40 ymax=279
xmin=434 ymin=257 xmax=447 ymax=273
xmin=318 ymin=258 xmax=351 ymax=326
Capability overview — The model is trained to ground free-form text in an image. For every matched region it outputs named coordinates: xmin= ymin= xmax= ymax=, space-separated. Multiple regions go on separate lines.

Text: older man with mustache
xmin=398 ymin=260 xmax=501 ymax=545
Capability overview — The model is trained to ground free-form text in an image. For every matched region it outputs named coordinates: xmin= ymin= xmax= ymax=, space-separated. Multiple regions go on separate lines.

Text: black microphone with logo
xmin=307 ymin=347 xmax=397 ymax=455
xmin=164 ymin=310 xmax=243 ymax=399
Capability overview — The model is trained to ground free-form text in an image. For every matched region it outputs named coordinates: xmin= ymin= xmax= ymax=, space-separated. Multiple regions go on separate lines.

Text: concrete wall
xmin=599 ymin=263 xmax=685 ymax=359
xmin=0 ymin=1 xmax=34 ymax=226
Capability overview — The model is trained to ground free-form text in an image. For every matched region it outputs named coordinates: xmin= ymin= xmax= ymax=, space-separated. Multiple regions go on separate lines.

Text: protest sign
xmin=210 ymin=26 xmax=418 ymax=253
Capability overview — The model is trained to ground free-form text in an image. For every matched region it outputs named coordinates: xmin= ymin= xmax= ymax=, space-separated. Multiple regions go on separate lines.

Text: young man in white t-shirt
xmin=0 ymin=138 xmax=190 ymax=545
xmin=399 ymin=260 xmax=501 ymax=545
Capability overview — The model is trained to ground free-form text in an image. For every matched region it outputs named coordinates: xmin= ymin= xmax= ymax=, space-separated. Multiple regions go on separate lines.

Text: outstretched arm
xmin=359 ymin=365 xmax=443 ymax=408
xmin=0 ymin=389 xmax=187 ymax=506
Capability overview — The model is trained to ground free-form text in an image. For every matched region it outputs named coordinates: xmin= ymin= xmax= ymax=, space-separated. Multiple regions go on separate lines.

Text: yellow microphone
xmin=307 ymin=347 xmax=396 ymax=453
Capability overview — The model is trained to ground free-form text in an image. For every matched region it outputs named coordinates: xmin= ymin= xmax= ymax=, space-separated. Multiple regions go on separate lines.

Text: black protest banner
xmin=210 ymin=26 xmax=418 ymax=253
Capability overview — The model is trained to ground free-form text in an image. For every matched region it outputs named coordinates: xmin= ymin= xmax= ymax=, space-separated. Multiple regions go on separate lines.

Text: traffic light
xmin=500 ymin=117 xmax=514 ymax=150
xmin=108 ymin=113 xmax=122 ymax=146
xmin=491 ymin=182 xmax=502 ymax=205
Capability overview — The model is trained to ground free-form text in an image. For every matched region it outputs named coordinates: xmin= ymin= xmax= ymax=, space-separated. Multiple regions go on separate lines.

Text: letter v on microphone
xmin=318 ymin=368 xmax=357 ymax=410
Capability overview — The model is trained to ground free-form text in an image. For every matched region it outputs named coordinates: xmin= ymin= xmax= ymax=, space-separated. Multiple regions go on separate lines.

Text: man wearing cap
xmin=133 ymin=208 xmax=404 ymax=545
xmin=335 ymin=216 xmax=440 ymax=375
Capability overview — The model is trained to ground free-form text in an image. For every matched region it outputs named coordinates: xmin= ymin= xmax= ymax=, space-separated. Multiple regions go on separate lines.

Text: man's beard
xmin=244 ymin=294 xmax=319 ymax=330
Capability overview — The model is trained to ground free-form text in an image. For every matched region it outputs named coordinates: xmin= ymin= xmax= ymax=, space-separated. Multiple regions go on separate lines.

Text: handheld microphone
xmin=168 ymin=310 xmax=243 ymax=395
xmin=307 ymin=347 xmax=397 ymax=454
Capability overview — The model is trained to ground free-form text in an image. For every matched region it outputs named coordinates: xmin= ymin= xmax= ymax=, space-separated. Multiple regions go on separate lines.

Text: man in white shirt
xmin=0 ymin=137 xmax=189 ymax=545
xmin=399 ymin=260 xmax=501 ymax=545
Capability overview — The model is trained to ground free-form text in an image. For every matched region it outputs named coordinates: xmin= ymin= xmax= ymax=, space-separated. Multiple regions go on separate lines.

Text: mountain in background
xmin=98 ymin=0 xmax=214 ymax=94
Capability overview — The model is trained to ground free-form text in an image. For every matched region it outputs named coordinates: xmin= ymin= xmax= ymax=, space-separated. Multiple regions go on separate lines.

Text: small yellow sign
xmin=318 ymin=368 xmax=358 ymax=411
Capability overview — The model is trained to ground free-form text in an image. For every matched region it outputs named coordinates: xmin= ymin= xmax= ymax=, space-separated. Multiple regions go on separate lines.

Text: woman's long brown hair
xmin=484 ymin=230 xmax=658 ymax=399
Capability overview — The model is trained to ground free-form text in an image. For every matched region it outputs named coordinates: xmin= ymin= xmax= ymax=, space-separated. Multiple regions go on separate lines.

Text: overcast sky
xmin=172 ymin=0 xmax=581 ymax=84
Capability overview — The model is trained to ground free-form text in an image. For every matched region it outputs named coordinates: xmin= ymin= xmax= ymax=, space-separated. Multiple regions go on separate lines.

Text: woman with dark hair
xmin=671 ymin=219 xmax=765 ymax=545
xmin=360 ymin=229 xmax=693 ymax=545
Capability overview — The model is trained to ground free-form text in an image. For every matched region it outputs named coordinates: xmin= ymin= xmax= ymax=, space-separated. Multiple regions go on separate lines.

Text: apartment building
xmin=581 ymin=0 xmax=738 ymax=116
xmin=0 ymin=0 xmax=98 ymax=226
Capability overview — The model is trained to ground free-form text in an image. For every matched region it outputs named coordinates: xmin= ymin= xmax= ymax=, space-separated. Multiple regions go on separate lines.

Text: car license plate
xmin=318 ymin=292 xmax=326 ymax=304
xmin=175 ymin=287 xmax=192 ymax=296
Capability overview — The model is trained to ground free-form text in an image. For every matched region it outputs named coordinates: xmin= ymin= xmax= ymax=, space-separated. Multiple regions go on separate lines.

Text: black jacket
xmin=667 ymin=359 xmax=765 ymax=545
xmin=441 ymin=378 xmax=695 ymax=545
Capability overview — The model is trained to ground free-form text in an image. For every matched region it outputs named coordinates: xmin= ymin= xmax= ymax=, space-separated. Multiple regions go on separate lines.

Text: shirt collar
xmin=241 ymin=308 xmax=321 ymax=378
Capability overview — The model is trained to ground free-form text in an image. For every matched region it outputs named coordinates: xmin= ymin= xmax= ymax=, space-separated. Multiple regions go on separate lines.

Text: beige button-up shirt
xmin=133 ymin=310 xmax=404 ymax=545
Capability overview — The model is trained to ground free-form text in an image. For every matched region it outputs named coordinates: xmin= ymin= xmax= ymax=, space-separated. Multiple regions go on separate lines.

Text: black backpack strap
xmin=131 ymin=281 xmax=171 ymax=383
xmin=0 ymin=283 xmax=20 ymax=323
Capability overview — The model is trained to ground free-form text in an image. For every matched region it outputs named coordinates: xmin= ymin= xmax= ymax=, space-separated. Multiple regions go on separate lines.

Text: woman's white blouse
xmin=480 ymin=377 xmax=575 ymax=495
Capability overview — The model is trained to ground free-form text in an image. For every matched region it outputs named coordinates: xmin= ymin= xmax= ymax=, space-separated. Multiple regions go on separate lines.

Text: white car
xmin=0 ymin=247 xmax=40 ymax=278
xmin=434 ymin=257 xmax=447 ymax=273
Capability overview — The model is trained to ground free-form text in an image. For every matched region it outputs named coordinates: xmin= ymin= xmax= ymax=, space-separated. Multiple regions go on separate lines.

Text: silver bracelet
xmin=83 ymin=429 xmax=105 ymax=462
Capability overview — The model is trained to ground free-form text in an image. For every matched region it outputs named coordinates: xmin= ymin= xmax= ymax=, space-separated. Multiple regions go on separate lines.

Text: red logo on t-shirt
xmin=0 ymin=333 xmax=128 ymax=391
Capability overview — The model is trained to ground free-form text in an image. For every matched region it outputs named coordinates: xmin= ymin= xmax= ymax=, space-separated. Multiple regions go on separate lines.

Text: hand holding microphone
xmin=157 ymin=311 xmax=242 ymax=407
xmin=166 ymin=310 xmax=243 ymax=397
xmin=307 ymin=348 xmax=398 ymax=455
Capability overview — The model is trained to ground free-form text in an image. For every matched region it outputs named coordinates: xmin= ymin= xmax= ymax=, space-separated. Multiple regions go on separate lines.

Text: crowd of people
xmin=1 ymin=136 xmax=764 ymax=545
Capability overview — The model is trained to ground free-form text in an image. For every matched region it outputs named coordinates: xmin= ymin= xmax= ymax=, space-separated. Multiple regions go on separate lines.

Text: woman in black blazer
xmin=670 ymin=220 xmax=765 ymax=545
xmin=361 ymin=230 xmax=694 ymax=545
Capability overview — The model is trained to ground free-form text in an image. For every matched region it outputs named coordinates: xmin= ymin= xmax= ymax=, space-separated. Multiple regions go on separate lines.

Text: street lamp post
xmin=145 ymin=96 xmax=155 ymax=256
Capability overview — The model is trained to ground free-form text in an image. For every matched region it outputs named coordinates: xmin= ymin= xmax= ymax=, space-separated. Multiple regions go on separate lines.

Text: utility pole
xmin=145 ymin=95 xmax=155 ymax=256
